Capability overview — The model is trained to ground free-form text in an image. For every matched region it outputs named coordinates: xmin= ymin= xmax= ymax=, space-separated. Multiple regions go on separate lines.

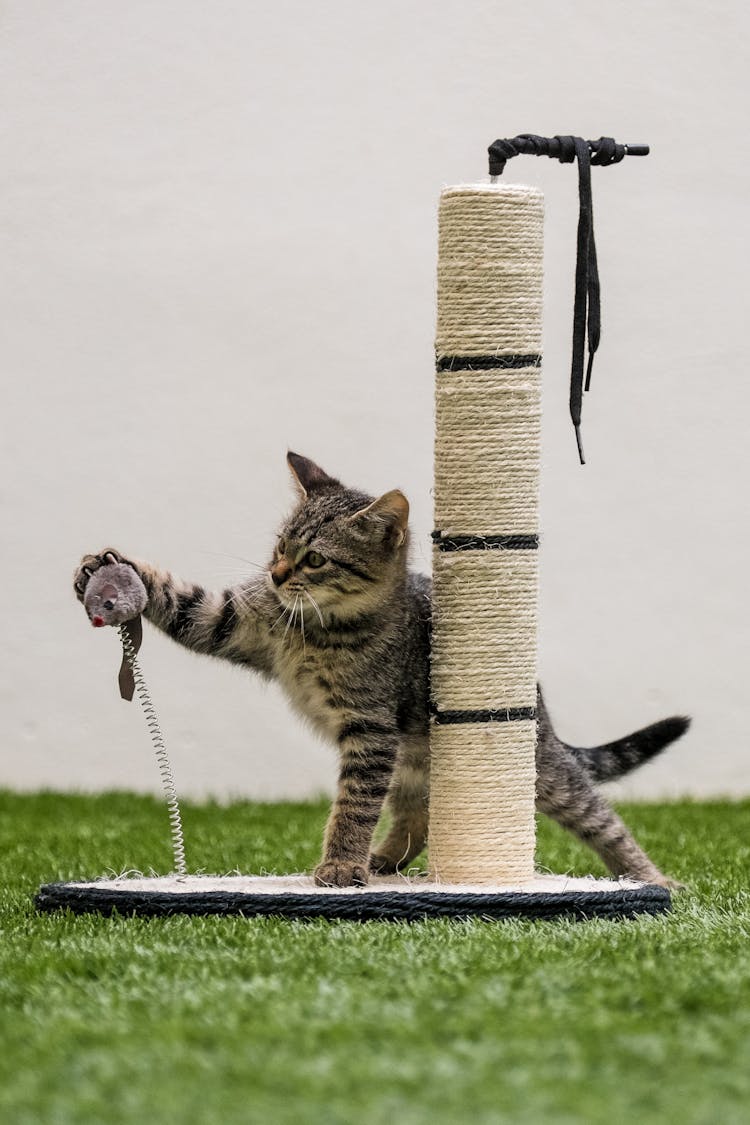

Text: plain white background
xmin=2 ymin=0 xmax=748 ymax=800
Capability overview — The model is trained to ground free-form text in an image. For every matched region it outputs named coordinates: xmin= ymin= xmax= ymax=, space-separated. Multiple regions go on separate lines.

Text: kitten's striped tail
xmin=569 ymin=715 xmax=691 ymax=783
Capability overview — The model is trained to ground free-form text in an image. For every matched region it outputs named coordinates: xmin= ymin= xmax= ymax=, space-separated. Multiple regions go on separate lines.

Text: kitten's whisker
xmin=279 ymin=606 xmax=292 ymax=639
xmin=293 ymin=596 xmax=302 ymax=644
xmin=299 ymin=600 xmax=306 ymax=652
xmin=213 ymin=569 xmax=264 ymax=586
xmin=227 ymin=589 xmax=245 ymax=616
xmin=304 ymin=590 xmax=326 ymax=630
xmin=232 ymin=583 xmax=263 ymax=615
xmin=200 ymin=550 xmax=267 ymax=572
xmin=283 ymin=596 xmax=299 ymax=642
xmin=269 ymin=601 xmax=291 ymax=633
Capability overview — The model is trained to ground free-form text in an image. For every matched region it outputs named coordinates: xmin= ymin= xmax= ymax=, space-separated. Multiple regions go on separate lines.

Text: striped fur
xmin=74 ymin=453 xmax=689 ymax=888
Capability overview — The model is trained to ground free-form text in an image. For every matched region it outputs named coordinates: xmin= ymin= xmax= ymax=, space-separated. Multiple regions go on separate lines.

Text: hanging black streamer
xmin=487 ymin=134 xmax=649 ymax=463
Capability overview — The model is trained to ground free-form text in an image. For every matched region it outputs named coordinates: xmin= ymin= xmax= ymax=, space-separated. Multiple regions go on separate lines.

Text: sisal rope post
xmin=429 ymin=184 xmax=544 ymax=884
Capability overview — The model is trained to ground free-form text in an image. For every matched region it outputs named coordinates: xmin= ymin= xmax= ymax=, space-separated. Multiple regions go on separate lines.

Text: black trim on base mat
xmin=35 ymin=882 xmax=671 ymax=923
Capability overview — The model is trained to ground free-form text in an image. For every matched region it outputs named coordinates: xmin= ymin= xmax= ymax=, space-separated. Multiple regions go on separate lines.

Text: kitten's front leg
xmin=314 ymin=720 xmax=399 ymax=887
xmin=75 ymin=548 xmax=218 ymax=648
xmin=74 ymin=548 xmax=275 ymax=673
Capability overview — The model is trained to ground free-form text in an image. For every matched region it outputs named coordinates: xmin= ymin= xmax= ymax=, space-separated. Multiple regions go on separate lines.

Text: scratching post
xmin=37 ymin=136 xmax=671 ymax=922
xmin=429 ymin=185 xmax=543 ymax=884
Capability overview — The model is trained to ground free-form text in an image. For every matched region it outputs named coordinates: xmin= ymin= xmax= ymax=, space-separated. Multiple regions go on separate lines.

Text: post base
xmin=36 ymin=873 xmax=671 ymax=922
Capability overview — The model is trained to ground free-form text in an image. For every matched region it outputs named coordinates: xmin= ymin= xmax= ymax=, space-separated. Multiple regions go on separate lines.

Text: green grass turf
xmin=1 ymin=792 xmax=749 ymax=1124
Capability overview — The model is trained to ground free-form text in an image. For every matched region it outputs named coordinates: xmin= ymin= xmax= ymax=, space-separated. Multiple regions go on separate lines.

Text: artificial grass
xmin=1 ymin=792 xmax=749 ymax=1125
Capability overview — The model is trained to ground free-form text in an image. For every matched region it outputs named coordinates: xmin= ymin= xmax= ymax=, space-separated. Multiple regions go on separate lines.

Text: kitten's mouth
xmin=270 ymin=580 xmax=331 ymax=626
xmin=271 ymin=581 xmax=304 ymax=604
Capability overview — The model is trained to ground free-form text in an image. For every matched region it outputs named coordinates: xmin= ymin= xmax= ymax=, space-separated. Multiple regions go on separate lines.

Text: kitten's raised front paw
xmin=73 ymin=549 xmax=126 ymax=601
xmin=314 ymin=860 xmax=369 ymax=888
xmin=368 ymin=852 xmax=399 ymax=875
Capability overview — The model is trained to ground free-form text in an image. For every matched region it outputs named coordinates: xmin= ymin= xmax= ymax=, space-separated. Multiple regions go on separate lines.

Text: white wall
xmin=2 ymin=0 xmax=748 ymax=801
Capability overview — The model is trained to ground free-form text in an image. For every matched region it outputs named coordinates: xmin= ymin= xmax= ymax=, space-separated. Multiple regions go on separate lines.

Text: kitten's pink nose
xmin=271 ymin=560 xmax=293 ymax=587
xmin=92 ymin=615 xmax=105 ymax=627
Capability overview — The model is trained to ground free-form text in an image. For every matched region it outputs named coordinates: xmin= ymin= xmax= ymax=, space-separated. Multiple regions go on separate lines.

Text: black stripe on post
xmin=432 ymin=707 xmax=537 ymax=725
xmin=432 ymin=532 xmax=538 ymax=551
xmin=436 ymin=354 xmax=542 ymax=372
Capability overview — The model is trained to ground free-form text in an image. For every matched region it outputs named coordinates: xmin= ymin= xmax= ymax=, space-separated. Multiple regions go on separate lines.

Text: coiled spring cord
xmin=118 ymin=623 xmax=187 ymax=878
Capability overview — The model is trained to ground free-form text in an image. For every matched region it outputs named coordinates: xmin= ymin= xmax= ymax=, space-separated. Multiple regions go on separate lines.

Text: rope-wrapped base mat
xmin=36 ymin=874 xmax=670 ymax=922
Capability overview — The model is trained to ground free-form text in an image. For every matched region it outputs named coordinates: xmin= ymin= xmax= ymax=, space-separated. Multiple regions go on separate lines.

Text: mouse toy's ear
xmin=286 ymin=452 xmax=340 ymax=498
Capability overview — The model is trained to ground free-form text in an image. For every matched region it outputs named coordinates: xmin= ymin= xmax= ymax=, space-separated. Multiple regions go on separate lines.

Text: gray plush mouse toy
xmin=83 ymin=562 xmax=148 ymax=701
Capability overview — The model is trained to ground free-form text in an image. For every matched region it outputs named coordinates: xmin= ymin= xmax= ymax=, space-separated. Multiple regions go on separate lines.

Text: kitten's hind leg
xmin=536 ymin=748 xmax=679 ymax=888
xmin=369 ymin=812 xmax=428 ymax=874
xmin=370 ymin=740 xmax=430 ymax=875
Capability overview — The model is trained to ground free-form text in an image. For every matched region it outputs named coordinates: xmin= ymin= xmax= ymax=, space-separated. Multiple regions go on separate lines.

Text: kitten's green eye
xmin=277 ymin=537 xmax=287 ymax=556
xmin=305 ymin=551 xmax=325 ymax=569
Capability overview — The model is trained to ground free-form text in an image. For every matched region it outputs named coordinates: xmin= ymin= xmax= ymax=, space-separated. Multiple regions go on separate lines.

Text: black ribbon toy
xmin=487 ymin=134 xmax=649 ymax=463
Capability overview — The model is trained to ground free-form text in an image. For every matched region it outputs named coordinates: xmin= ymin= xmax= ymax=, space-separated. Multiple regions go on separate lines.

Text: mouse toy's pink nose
xmin=91 ymin=615 xmax=105 ymax=628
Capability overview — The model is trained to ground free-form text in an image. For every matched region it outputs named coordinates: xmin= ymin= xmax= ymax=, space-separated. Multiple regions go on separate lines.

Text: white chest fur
xmin=275 ymin=642 xmax=344 ymax=743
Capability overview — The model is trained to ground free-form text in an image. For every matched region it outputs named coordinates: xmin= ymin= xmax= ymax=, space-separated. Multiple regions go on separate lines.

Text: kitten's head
xmin=268 ymin=452 xmax=409 ymax=621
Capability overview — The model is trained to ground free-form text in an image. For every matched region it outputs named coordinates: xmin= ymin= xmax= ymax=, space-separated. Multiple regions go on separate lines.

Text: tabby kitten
xmin=74 ymin=452 xmax=689 ymax=888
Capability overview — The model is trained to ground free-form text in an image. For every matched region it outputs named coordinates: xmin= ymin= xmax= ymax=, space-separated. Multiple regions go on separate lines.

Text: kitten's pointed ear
xmin=286 ymin=452 xmax=338 ymax=497
xmin=350 ymin=489 xmax=409 ymax=550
